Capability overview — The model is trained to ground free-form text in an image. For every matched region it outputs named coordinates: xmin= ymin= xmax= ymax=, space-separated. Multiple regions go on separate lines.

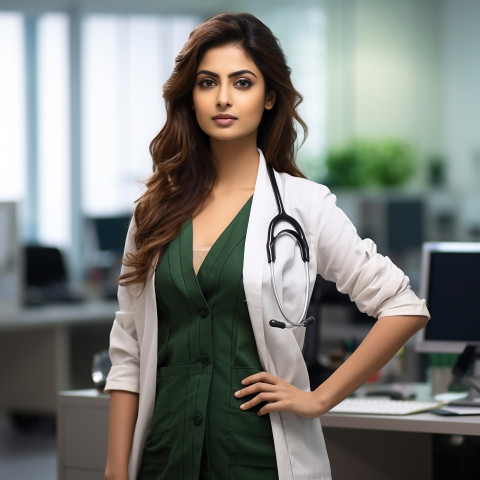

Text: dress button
xmin=200 ymin=354 xmax=210 ymax=367
xmin=192 ymin=413 xmax=203 ymax=425
xmin=199 ymin=308 xmax=209 ymax=319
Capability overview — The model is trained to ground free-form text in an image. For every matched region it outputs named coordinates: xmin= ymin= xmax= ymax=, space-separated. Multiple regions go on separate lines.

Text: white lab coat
xmin=105 ymin=150 xmax=429 ymax=480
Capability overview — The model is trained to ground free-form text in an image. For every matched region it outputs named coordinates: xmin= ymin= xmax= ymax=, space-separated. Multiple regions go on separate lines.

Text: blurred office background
xmin=0 ymin=0 xmax=479 ymax=478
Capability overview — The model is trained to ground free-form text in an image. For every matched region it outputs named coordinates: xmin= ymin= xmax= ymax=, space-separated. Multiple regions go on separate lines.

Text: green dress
xmin=138 ymin=197 xmax=278 ymax=480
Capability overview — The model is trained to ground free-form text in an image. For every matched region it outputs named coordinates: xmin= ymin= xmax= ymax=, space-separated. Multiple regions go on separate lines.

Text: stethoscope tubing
xmin=266 ymin=164 xmax=315 ymax=329
xmin=269 ymin=259 xmax=311 ymax=329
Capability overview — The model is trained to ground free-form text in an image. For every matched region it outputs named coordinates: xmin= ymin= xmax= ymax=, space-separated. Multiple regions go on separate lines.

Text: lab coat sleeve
xmin=104 ymin=217 xmax=142 ymax=394
xmin=311 ymin=186 xmax=430 ymax=320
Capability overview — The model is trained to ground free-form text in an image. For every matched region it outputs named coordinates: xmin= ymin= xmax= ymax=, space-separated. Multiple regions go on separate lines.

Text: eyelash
xmin=198 ymin=78 xmax=216 ymax=88
xmin=235 ymin=78 xmax=252 ymax=88
xmin=197 ymin=78 xmax=253 ymax=89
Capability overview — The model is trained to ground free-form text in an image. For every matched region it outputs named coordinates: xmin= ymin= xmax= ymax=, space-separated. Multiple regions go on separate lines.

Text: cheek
xmin=246 ymin=99 xmax=268 ymax=125
xmin=249 ymin=93 xmax=269 ymax=116
xmin=192 ymin=96 xmax=209 ymax=125
xmin=192 ymin=94 xmax=201 ymax=114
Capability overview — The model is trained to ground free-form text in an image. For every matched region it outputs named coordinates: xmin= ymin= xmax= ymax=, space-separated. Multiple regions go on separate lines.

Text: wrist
xmin=105 ymin=470 xmax=129 ymax=480
xmin=105 ymin=463 xmax=129 ymax=480
xmin=312 ymin=388 xmax=331 ymax=416
xmin=312 ymin=384 xmax=337 ymax=416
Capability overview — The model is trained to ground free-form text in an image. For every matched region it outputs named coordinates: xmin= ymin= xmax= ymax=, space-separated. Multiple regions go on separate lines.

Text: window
xmin=81 ymin=14 xmax=199 ymax=216
xmin=0 ymin=13 xmax=26 ymax=201
xmin=256 ymin=6 xmax=327 ymax=180
xmin=37 ymin=13 xmax=70 ymax=247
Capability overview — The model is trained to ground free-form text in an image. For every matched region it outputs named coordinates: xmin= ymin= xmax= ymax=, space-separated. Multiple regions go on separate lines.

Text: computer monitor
xmin=91 ymin=215 xmax=131 ymax=254
xmin=416 ymin=242 xmax=480 ymax=353
xmin=23 ymin=245 xmax=84 ymax=305
xmin=86 ymin=215 xmax=131 ymax=299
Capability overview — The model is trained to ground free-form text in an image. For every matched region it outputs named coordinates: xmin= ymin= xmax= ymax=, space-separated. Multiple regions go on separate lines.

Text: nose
xmin=216 ymin=84 xmax=232 ymax=108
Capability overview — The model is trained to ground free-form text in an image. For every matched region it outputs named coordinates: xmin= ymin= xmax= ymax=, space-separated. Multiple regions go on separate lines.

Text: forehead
xmin=197 ymin=44 xmax=260 ymax=74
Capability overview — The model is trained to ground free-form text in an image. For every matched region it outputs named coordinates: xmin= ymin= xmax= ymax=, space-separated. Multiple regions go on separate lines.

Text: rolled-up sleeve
xmin=104 ymin=311 xmax=140 ymax=393
xmin=312 ymin=186 xmax=430 ymax=320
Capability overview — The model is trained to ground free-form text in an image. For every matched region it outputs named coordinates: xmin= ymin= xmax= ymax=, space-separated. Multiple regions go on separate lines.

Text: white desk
xmin=322 ymin=410 xmax=480 ymax=480
xmin=0 ymin=299 xmax=118 ymax=331
xmin=0 ymin=300 xmax=117 ymax=414
xmin=57 ymin=389 xmax=480 ymax=480
xmin=58 ymin=390 xmax=109 ymax=480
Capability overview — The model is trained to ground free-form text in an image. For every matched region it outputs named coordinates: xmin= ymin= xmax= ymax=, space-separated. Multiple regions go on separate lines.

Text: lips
xmin=213 ymin=114 xmax=237 ymax=119
xmin=212 ymin=113 xmax=237 ymax=126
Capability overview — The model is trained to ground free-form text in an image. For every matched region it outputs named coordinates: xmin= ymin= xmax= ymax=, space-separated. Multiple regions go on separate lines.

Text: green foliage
xmin=324 ymin=138 xmax=416 ymax=188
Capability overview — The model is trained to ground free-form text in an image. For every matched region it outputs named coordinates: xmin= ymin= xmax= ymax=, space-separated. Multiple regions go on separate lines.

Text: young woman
xmin=104 ymin=12 xmax=429 ymax=480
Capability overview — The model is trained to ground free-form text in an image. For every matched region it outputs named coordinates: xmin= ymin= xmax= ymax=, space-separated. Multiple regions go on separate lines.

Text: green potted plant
xmin=324 ymin=138 xmax=416 ymax=188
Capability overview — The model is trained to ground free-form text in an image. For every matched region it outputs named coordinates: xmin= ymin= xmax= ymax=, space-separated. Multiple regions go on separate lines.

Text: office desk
xmin=57 ymin=389 xmax=480 ymax=480
xmin=0 ymin=300 xmax=117 ymax=414
xmin=58 ymin=390 xmax=109 ymax=480
xmin=322 ymin=410 xmax=480 ymax=480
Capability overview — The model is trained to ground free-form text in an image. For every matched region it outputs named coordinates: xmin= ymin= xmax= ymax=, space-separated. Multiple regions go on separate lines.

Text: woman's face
xmin=192 ymin=43 xmax=275 ymax=146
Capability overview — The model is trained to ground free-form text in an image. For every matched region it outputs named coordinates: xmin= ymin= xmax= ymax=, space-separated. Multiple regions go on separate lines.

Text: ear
xmin=265 ymin=90 xmax=276 ymax=110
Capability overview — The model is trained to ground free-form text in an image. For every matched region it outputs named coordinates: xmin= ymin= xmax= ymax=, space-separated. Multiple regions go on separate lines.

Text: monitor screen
xmin=92 ymin=215 xmax=131 ymax=254
xmin=416 ymin=242 xmax=480 ymax=353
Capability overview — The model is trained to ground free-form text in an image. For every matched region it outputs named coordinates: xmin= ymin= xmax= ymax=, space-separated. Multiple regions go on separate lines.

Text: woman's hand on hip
xmin=235 ymin=371 xmax=326 ymax=418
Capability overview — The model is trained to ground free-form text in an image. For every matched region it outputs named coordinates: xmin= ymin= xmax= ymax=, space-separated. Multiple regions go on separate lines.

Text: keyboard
xmin=329 ymin=398 xmax=444 ymax=416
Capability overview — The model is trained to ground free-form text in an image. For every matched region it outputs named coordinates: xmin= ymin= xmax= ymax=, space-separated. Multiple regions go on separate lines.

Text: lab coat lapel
xmin=243 ymin=151 xmax=277 ymax=371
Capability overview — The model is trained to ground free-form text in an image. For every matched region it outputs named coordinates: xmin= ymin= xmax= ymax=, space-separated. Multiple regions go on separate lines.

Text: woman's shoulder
xmin=278 ymin=170 xmax=333 ymax=200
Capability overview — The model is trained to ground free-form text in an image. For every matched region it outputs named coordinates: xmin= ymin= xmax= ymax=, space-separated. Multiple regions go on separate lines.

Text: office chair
xmin=23 ymin=245 xmax=83 ymax=305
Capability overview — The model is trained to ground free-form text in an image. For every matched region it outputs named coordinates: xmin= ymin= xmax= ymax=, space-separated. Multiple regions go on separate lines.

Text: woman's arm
xmin=235 ymin=314 xmax=428 ymax=418
xmin=313 ymin=314 xmax=428 ymax=413
xmin=104 ymin=390 xmax=139 ymax=480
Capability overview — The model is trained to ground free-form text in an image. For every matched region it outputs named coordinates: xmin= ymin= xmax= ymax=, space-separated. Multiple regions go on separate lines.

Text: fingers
xmin=257 ymin=400 xmax=286 ymax=416
xmin=241 ymin=371 xmax=278 ymax=386
xmin=239 ymin=392 xmax=279 ymax=412
xmin=234 ymin=375 xmax=321 ymax=418
xmin=235 ymin=381 xmax=276 ymax=399
xmin=235 ymin=373 xmax=288 ymax=414
xmin=235 ymin=372 xmax=320 ymax=418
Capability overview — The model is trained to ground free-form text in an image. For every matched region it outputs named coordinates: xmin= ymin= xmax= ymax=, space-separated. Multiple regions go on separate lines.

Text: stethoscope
xmin=266 ymin=163 xmax=315 ymax=329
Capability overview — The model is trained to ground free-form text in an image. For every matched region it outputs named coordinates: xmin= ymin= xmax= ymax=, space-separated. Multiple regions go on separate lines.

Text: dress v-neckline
xmin=186 ymin=195 xmax=253 ymax=279
xmin=189 ymin=195 xmax=253 ymax=278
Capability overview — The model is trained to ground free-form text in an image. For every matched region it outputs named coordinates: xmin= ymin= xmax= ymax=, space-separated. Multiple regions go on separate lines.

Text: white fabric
xmin=105 ymin=150 xmax=430 ymax=480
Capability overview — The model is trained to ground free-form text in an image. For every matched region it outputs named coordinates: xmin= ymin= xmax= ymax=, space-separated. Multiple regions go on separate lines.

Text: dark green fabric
xmin=138 ymin=197 xmax=278 ymax=480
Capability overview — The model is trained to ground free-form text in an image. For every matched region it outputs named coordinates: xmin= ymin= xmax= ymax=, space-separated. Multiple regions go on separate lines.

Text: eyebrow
xmin=196 ymin=69 xmax=257 ymax=78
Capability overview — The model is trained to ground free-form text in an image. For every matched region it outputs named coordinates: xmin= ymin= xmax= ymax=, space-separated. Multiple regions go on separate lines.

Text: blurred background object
xmin=324 ymin=138 xmax=415 ymax=188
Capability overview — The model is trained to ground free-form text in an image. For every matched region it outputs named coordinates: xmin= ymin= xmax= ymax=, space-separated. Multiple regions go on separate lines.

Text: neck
xmin=210 ymin=138 xmax=259 ymax=192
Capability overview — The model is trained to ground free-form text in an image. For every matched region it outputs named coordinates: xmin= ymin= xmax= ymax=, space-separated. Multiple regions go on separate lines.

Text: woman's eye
xmin=235 ymin=78 xmax=252 ymax=88
xmin=199 ymin=78 xmax=216 ymax=88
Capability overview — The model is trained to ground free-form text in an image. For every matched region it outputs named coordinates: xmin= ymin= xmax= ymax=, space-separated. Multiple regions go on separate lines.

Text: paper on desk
xmin=435 ymin=405 xmax=480 ymax=416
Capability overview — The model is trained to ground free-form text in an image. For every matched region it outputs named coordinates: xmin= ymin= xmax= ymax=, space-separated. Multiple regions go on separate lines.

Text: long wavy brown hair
xmin=120 ymin=12 xmax=307 ymax=288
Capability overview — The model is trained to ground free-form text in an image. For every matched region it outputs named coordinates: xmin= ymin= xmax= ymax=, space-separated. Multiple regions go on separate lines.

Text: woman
xmin=104 ymin=12 xmax=429 ymax=480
